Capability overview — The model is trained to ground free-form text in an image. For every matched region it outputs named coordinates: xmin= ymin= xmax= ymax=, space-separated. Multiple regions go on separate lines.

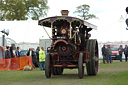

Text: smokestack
xmin=61 ymin=10 xmax=69 ymax=16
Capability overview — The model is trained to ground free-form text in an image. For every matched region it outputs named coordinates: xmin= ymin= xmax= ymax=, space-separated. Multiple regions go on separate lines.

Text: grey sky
xmin=0 ymin=0 xmax=128 ymax=43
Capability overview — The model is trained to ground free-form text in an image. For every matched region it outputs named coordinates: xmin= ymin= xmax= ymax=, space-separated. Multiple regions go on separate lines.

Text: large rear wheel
xmin=45 ymin=53 xmax=52 ymax=78
xmin=56 ymin=67 xmax=64 ymax=75
xmin=78 ymin=53 xmax=84 ymax=78
xmin=52 ymin=62 xmax=64 ymax=75
xmin=86 ymin=39 xmax=99 ymax=75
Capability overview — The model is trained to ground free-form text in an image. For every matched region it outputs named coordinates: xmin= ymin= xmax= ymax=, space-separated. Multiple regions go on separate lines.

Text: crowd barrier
xmin=0 ymin=56 xmax=34 ymax=71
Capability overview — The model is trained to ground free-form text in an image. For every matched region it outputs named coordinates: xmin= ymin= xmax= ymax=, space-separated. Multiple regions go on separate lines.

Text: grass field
xmin=0 ymin=61 xmax=128 ymax=85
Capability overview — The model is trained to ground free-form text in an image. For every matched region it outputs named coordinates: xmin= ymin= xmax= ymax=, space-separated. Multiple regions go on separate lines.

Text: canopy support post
xmin=41 ymin=24 xmax=52 ymax=40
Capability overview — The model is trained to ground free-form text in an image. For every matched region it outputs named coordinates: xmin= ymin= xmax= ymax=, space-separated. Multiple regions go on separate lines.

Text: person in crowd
xmin=101 ymin=45 xmax=107 ymax=64
xmin=118 ymin=45 xmax=124 ymax=62
xmin=124 ymin=45 xmax=128 ymax=62
xmin=27 ymin=48 xmax=36 ymax=66
xmin=15 ymin=47 xmax=20 ymax=57
xmin=5 ymin=46 xmax=11 ymax=70
xmin=10 ymin=46 xmax=14 ymax=58
xmin=39 ymin=47 xmax=46 ymax=70
xmin=5 ymin=46 xmax=11 ymax=59
xmin=36 ymin=47 xmax=40 ymax=64
xmin=106 ymin=45 xmax=112 ymax=63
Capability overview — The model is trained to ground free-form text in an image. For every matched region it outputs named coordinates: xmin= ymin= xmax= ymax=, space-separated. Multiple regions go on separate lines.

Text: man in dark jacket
xmin=101 ymin=45 xmax=107 ymax=64
xmin=15 ymin=47 xmax=20 ymax=57
xmin=106 ymin=45 xmax=112 ymax=63
xmin=118 ymin=45 xmax=124 ymax=62
xmin=124 ymin=45 xmax=128 ymax=62
xmin=5 ymin=46 xmax=11 ymax=70
xmin=10 ymin=46 xmax=14 ymax=58
xmin=36 ymin=47 xmax=40 ymax=63
xmin=5 ymin=46 xmax=11 ymax=59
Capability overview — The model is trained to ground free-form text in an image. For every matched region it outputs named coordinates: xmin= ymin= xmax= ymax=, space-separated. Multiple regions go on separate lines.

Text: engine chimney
xmin=61 ymin=10 xmax=69 ymax=16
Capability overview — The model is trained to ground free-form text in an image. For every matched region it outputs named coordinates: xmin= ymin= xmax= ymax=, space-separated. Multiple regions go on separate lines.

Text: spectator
xmin=15 ymin=47 xmax=20 ymax=57
xmin=106 ymin=45 xmax=112 ymax=63
xmin=36 ymin=47 xmax=40 ymax=64
xmin=39 ymin=47 xmax=46 ymax=70
xmin=5 ymin=46 xmax=11 ymax=59
xmin=101 ymin=45 xmax=107 ymax=64
xmin=124 ymin=45 xmax=128 ymax=62
xmin=27 ymin=48 xmax=33 ymax=59
xmin=118 ymin=45 xmax=124 ymax=62
xmin=10 ymin=46 xmax=14 ymax=58
xmin=5 ymin=46 xmax=11 ymax=70
xmin=27 ymin=48 xmax=36 ymax=66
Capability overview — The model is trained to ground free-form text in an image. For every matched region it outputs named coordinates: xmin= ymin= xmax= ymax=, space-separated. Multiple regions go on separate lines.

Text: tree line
xmin=0 ymin=0 xmax=97 ymax=20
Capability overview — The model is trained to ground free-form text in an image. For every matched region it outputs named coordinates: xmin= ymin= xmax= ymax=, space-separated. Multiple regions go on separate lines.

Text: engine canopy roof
xmin=38 ymin=16 xmax=97 ymax=30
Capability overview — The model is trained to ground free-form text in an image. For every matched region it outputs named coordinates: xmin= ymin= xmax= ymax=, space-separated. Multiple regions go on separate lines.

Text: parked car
xmin=20 ymin=50 xmax=28 ymax=57
xmin=109 ymin=44 xmax=119 ymax=60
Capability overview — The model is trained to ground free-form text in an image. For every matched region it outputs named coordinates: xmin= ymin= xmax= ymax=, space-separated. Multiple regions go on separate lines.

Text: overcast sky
xmin=0 ymin=0 xmax=128 ymax=43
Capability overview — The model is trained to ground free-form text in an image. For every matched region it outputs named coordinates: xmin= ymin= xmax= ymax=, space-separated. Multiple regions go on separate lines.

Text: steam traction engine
xmin=38 ymin=10 xmax=99 ymax=78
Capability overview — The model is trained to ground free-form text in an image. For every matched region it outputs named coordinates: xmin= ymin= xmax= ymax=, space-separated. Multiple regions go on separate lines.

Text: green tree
xmin=74 ymin=4 xmax=97 ymax=20
xmin=0 ymin=0 xmax=49 ymax=20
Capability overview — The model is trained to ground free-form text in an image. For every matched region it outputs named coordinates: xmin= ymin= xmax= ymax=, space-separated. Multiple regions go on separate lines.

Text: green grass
xmin=0 ymin=61 xmax=128 ymax=85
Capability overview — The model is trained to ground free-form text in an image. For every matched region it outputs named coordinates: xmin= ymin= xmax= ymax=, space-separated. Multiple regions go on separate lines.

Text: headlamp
xmin=61 ymin=29 xmax=66 ymax=34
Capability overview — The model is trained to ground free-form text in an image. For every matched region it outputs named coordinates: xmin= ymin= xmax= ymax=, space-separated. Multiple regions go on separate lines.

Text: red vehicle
xmin=109 ymin=44 xmax=119 ymax=60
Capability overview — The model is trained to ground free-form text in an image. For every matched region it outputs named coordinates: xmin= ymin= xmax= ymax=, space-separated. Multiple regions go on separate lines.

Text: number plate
xmin=111 ymin=56 xmax=115 ymax=57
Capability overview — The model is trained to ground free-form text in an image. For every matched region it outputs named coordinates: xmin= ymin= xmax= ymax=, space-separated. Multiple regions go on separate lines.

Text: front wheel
xmin=45 ymin=53 xmax=51 ymax=78
xmin=78 ymin=53 xmax=84 ymax=78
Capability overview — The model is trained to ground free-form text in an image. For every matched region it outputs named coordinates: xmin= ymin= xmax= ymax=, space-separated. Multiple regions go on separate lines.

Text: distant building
xmin=0 ymin=37 xmax=17 ymax=48
xmin=6 ymin=38 xmax=17 ymax=50
xmin=18 ymin=42 xmax=39 ymax=50
xmin=39 ymin=39 xmax=52 ymax=54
